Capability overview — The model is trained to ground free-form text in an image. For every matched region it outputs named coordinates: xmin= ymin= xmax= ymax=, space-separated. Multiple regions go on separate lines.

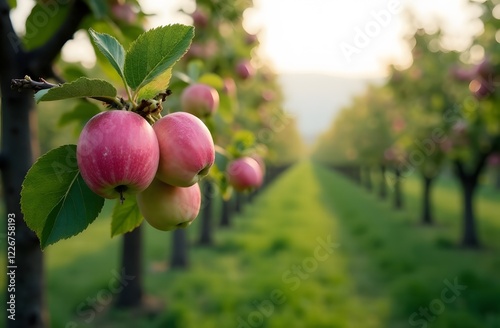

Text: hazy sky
xmin=10 ymin=0 xmax=483 ymax=77
xmin=9 ymin=0 xmax=484 ymax=141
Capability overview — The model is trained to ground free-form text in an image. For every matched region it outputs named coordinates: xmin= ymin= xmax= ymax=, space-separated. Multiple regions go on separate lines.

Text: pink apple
xmin=111 ymin=3 xmax=137 ymax=24
xmin=450 ymin=66 xmax=475 ymax=82
xmin=191 ymin=8 xmax=208 ymax=28
xmin=137 ymin=179 xmax=201 ymax=231
xmin=77 ymin=110 xmax=159 ymax=200
xmin=222 ymin=77 xmax=237 ymax=97
xmin=249 ymin=154 xmax=266 ymax=177
xmin=236 ymin=60 xmax=255 ymax=80
xmin=154 ymin=112 xmax=215 ymax=187
xmin=180 ymin=83 xmax=219 ymax=118
xmin=227 ymin=157 xmax=263 ymax=192
xmin=475 ymin=57 xmax=492 ymax=80
xmin=245 ymin=33 xmax=258 ymax=45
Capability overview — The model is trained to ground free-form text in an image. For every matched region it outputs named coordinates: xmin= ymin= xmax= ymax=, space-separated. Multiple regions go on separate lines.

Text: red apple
xmin=137 ymin=179 xmax=201 ymax=231
xmin=236 ymin=60 xmax=255 ymax=80
xmin=227 ymin=157 xmax=263 ymax=192
xmin=154 ymin=112 xmax=215 ymax=187
xmin=77 ymin=110 xmax=159 ymax=200
xmin=180 ymin=83 xmax=219 ymax=118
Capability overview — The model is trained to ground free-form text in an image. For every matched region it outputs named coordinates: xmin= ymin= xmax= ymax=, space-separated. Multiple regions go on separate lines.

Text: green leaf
xmin=135 ymin=68 xmax=172 ymax=101
xmin=7 ymin=0 xmax=16 ymax=9
xmin=187 ymin=60 xmax=203 ymax=82
xmin=21 ymin=145 xmax=105 ymax=249
xmin=124 ymin=24 xmax=194 ymax=92
xmin=23 ymin=2 xmax=70 ymax=50
xmin=35 ymin=77 xmax=117 ymax=103
xmin=198 ymin=73 xmax=224 ymax=89
xmin=88 ymin=29 xmax=126 ymax=81
xmin=111 ymin=197 xmax=143 ymax=237
xmin=58 ymin=101 xmax=101 ymax=136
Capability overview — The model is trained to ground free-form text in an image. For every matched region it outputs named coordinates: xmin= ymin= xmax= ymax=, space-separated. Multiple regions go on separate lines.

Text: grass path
xmin=5 ymin=160 xmax=499 ymax=327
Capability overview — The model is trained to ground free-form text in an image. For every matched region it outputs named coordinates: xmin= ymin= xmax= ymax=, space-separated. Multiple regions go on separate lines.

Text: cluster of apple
xmin=76 ymin=80 xmax=265 ymax=232
xmin=76 ymin=109 xmax=215 ymax=231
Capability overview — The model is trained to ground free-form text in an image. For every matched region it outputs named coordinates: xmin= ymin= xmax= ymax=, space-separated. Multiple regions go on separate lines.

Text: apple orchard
xmin=1 ymin=1 xmax=302 ymax=327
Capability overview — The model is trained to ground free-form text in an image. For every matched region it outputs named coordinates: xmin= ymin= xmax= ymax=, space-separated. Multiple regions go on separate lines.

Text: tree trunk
xmin=393 ymin=168 xmax=403 ymax=209
xmin=1 ymin=5 xmax=44 ymax=328
xmin=220 ymin=198 xmax=231 ymax=227
xmin=199 ymin=180 xmax=213 ymax=245
xmin=454 ymin=158 xmax=488 ymax=248
xmin=379 ymin=165 xmax=387 ymax=199
xmin=234 ymin=192 xmax=242 ymax=213
xmin=0 ymin=2 xmax=89 ymax=326
xmin=364 ymin=167 xmax=372 ymax=191
xmin=459 ymin=178 xmax=480 ymax=247
xmin=1 ymin=90 xmax=47 ymax=328
xmin=115 ymin=226 xmax=143 ymax=307
xmin=171 ymin=229 xmax=189 ymax=269
xmin=421 ymin=176 xmax=434 ymax=225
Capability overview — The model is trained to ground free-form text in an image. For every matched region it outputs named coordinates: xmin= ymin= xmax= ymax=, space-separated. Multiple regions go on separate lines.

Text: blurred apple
xmin=181 ymin=83 xmax=220 ymax=118
xmin=227 ymin=157 xmax=263 ymax=192
xmin=236 ymin=60 xmax=255 ymax=80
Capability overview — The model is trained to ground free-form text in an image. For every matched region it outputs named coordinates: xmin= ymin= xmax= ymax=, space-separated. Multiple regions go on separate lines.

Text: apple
xmin=137 ymin=179 xmax=201 ymax=231
xmin=450 ymin=66 xmax=475 ymax=82
xmin=191 ymin=8 xmax=208 ymax=28
xmin=245 ymin=33 xmax=258 ymax=45
xmin=154 ymin=112 xmax=215 ymax=187
xmin=222 ymin=77 xmax=237 ymax=97
xmin=111 ymin=3 xmax=137 ymax=24
xmin=475 ymin=57 xmax=492 ymax=80
xmin=469 ymin=79 xmax=493 ymax=99
xmin=77 ymin=110 xmax=159 ymax=200
xmin=180 ymin=83 xmax=219 ymax=118
xmin=249 ymin=154 xmax=266 ymax=177
xmin=236 ymin=60 xmax=255 ymax=80
xmin=227 ymin=157 xmax=263 ymax=192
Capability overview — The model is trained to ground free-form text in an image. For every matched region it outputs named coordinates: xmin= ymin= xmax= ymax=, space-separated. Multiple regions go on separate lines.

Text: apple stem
xmin=115 ymin=185 xmax=127 ymax=204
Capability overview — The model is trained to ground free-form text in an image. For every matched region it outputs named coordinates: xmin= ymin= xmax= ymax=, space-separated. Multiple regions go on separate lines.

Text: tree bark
xmin=115 ymin=226 xmax=143 ymax=307
xmin=379 ymin=164 xmax=387 ymax=199
xmin=199 ymin=180 xmax=214 ymax=245
xmin=171 ymin=229 xmax=189 ymax=269
xmin=461 ymin=179 xmax=479 ymax=247
xmin=393 ymin=168 xmax=403 ymax=209
xmin=364 ymin=167 xmax=372 ymax=191
xmin=0 ymin=1 xmax=89 ymax=327
xmin=454 ymin=156 xmax=488 ymax=248
xmin=220 ymin=198 xmax=231 ymax=227
xmin=234 ymin=192 xmax=242 ymax=213
xmin=421 ymin=176 xmax=434 ymax=225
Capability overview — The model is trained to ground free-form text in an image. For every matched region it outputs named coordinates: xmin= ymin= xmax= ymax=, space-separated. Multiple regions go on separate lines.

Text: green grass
xmin=2 ymin=161 xmax=500 ymax=327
